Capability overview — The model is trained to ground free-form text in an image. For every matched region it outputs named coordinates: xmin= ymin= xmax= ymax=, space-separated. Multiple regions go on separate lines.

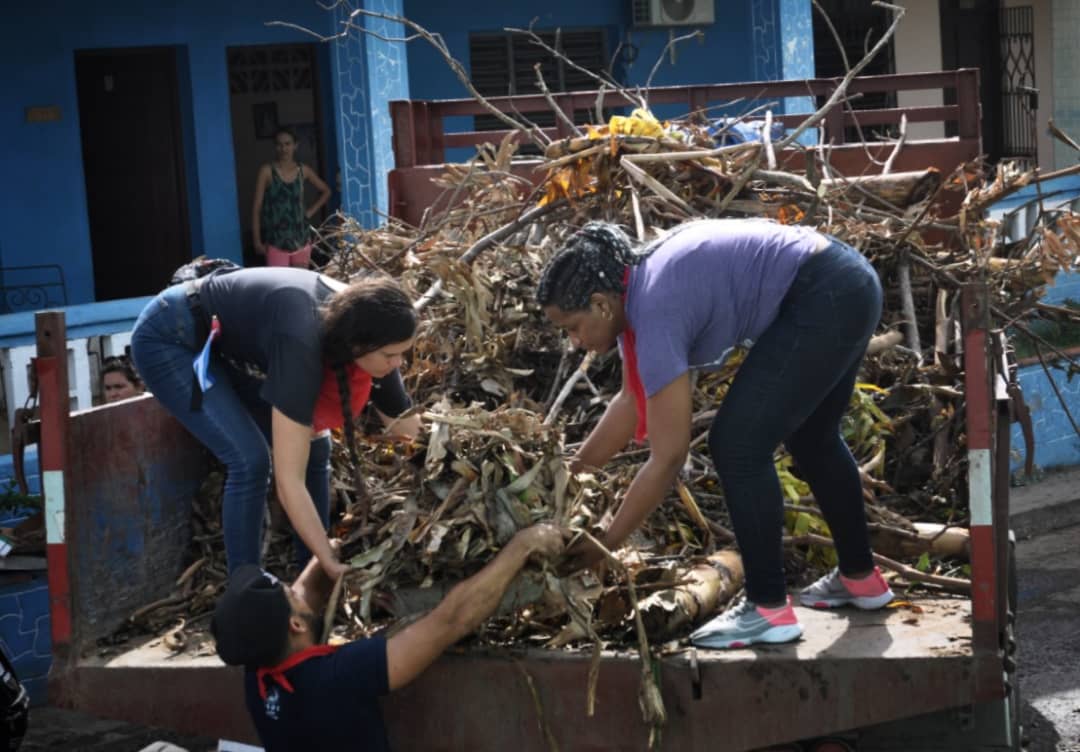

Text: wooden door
xmin=940 ymin=0 xmax=1005 ymax=162
xmin=76 ymin=48 xmax=191 ymax=300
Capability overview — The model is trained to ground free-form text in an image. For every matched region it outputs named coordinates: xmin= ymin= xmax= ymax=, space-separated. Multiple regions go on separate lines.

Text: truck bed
xmin=65 ymin=598 xmax=980 ymax=751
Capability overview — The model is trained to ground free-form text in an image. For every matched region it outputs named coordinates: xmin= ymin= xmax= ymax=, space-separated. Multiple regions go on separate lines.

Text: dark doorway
xmin=940 ymin=0 xmax=1004 ymax=163
xmin=226 ymin=44 xmax=329 ymax=268
xmin=75 ymin=48 xmax=191 ymax=300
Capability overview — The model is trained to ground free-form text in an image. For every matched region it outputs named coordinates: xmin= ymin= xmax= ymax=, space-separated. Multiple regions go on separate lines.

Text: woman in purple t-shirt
xmin=538 ymin=219 xmax=894 ymax=649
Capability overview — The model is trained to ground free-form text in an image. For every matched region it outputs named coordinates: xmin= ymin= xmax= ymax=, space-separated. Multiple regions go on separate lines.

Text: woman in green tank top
xmin=252 ymin=126 xmax=332 ymax=267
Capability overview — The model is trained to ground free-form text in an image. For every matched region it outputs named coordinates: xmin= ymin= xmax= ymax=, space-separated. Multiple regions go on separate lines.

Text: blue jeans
xmin=130 ymin=284 xmax=331 ymax=572
xmin=708 ymin=239 xmax=883 ymax=605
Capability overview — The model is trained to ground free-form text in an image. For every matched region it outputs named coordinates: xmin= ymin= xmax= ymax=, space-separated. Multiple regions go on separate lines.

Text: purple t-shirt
xmin=621 ymin=219 xmax=822 ymax=396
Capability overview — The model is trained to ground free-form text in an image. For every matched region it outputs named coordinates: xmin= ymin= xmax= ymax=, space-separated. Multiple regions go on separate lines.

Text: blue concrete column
xmin=364 ymin=0 xmax=409 ymax=220
xmin=330 ymin=0 xmax=409 ymax=227
xmin=750 ymin=0 xmax=781 ymax=82
xmin=331 ymin=4 xmax=376 ymax=227
xmin=750 ymin=0 xmax=815 ymax=136
xmin=779 ymin=0 xmax=815 ymax=119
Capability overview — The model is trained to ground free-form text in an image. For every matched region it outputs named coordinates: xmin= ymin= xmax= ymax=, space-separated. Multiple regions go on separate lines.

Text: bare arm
xmin=385 ymin=524 xmax=564 ymax=690
xmin=571 ymin=359 xmax=638 ymax=472
xmin=303 ymin=165 xmax=332 ymax=219
xmin=561 ymin=373 xmax=692 ymax=573
xmin=251 ymin=165 xmax=271 ymax=254
xmin=603 ymin=373 xmax=692 ymax=547
xmin=271 ymin=407 xmax=347 ymax=580
xmin=291 ymin=538 xmax=340 ymax=612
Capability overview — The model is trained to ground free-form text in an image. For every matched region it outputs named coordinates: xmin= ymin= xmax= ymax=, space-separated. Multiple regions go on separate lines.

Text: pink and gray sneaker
xmin=799 ymin=566 xmax=894 ymax=610
xmin=690 ymin=595 xmax=803 ymax=649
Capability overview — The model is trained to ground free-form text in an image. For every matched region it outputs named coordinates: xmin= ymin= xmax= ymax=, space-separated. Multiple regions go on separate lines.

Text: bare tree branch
xmin=777 ymin=1 xmax=906 ymax=150
xmin=645 ymin=30 xmax=704 ymax=90
xmin=535 ymin=63 xmax=581 ymax=136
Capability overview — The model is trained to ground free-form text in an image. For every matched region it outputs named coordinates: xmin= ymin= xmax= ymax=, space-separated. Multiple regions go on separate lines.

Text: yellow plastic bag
xmin=608 ymin=108 xmax=663 ymax=138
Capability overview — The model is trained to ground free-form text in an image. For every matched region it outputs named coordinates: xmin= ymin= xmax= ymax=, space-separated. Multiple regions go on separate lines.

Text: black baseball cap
xmin=211 ymin=565 xmax=291 ymax=668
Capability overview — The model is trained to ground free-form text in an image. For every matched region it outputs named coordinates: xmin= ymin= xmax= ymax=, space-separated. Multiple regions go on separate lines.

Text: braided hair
xmin=321 ymin=276 xmax=417 ymax=516
xmin=536 ymin=222 xmax=642 ymax=311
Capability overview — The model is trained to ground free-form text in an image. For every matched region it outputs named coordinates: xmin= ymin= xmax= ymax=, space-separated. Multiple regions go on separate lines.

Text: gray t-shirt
xmin=200 ymin=267 xmax=411 ymax=425
xmin=622 ymin=219 xmax=821 ymax=396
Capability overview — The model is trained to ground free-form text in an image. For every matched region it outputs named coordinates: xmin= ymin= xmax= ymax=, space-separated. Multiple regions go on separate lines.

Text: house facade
xmin=1 ymin=0 xmax=812 ymax=309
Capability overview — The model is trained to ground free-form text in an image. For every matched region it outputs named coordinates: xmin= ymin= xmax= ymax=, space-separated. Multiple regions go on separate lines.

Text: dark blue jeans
xmin=708 ymin=238 xmax=883 ymax=605
xmin=130 ymin=284 xmax=331 ymax=573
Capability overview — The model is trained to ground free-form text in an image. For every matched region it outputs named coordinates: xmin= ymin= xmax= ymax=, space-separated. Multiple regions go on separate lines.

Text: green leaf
xmin=916 ymin=552 xmax=932 ymax=573
xmin=793 ymin=512 xmax=812 ymax=537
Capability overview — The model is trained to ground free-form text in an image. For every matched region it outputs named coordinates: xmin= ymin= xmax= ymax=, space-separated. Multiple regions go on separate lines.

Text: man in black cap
xmin=212 ymin=523 xmax=564 ymax=751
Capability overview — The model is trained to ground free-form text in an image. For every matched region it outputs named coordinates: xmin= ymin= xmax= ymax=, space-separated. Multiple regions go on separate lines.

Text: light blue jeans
xmin=130 ymin=284 xmax=330 ymax=572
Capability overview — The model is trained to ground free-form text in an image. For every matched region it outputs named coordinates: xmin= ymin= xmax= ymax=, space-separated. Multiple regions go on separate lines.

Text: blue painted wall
xmin=1010 ymin=270 xmax=1080 ymax=473
xmin=404 ymin=0 xmax=758 ymax=100
xmin=4 ymin=1 xmax=810 ymax=304
xmin=1 ymin=1 xmax=344 ymax=305
xmin=402 ymin=0 xmax=813 ymax=158
xmin=0 ymin=573 xmax=50 ymax=707
xmin=0 ymin=507 xmax=48 ymax=707
xmin=1011 ymin=358 xmax=1080 ymax=472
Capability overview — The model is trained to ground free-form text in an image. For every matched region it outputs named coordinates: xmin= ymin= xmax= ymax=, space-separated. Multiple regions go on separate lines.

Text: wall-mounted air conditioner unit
xmin=631 ymin=0 xmax=715 ymax=27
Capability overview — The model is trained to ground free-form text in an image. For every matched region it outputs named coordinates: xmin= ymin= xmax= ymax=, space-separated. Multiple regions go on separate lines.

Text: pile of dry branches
xmin=106 ymin=4 xmax=1080 ymax=743
xmin=118 ymin=44 xmax=1080 ymax=651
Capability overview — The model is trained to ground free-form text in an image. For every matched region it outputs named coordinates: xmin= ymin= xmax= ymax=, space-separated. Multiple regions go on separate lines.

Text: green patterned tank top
xmin=261 ymin=163 xmax=309 ymax=250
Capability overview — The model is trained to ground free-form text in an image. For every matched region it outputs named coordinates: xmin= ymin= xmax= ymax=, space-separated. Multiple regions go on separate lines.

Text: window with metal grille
xmin=469 ymin=29 xmax=610 ymax=139
xmin=227 ymin=44 xmax=314 ymax=95
xmin=1000 ymin=5 xmax=1037 ymax=165
xmin=812 ymin=0 xmax=897 ymax=141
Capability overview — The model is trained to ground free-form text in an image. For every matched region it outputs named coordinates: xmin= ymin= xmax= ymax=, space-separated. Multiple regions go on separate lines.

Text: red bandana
xmin=621 ymin=267 xmax=648 ymax=442
xmin=311 ymin=362 xmax=373 ymax=432
xmin=257 ymin=643 xmax=339 ymax=700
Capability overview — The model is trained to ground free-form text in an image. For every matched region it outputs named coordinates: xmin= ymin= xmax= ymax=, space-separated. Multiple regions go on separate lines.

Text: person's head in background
xmin=274 ymin=126 xmax=299 ymax=165
xmin=101 ymin=356 xmax=144 ymax=403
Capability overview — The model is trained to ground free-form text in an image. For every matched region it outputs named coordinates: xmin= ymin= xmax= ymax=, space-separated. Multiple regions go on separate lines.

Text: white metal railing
xmin=0 ymin=298 xmax=150 ymax=431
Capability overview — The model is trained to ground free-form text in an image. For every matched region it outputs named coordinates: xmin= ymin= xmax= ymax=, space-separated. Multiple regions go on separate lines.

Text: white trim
xmin=968 ymin=448 xmax=993 ymax=526
xmin=44 ymin=470 xmax=65 ymax=545
xmin=218 ymin=741 xmax=264 ymax=752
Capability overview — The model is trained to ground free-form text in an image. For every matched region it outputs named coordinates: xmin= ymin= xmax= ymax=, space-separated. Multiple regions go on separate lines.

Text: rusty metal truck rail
xmin=388 ymin=69 xmax=982 ymax=227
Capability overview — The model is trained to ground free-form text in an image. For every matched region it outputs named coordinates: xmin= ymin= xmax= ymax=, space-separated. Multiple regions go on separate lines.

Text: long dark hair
xmin=536 ymin=222 xmax=642 ymax=312
xmin=101 ymin=355 xmax=142 ymax=389
xmin=321 ymin=276 xmax=417 ymax=515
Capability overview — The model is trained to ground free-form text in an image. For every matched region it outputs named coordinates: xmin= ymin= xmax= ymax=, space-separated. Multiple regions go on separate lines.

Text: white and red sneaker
xmin=799 ymin=566 xmax=894 ymax=610
xmin=690 ymin=596 xmax=803 ymax=649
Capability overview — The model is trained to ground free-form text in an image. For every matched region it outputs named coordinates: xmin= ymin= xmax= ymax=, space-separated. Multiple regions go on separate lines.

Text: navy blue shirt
xmin=244 ymin=637 xmax=390 ymax=751
xmin=200 ymin=268 xmax=412 ymax=425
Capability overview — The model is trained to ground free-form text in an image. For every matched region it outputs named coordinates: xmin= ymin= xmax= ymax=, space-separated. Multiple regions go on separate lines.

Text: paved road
xmin=18 ymin=707 xmax=215 ymax=751
xmin=1017 ymin=522 xmax=1080 ymax=752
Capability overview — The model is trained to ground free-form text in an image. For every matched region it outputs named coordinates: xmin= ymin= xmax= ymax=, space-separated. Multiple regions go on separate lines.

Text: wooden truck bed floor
xmin=61 ymin=598 xmax=980 ymax=751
